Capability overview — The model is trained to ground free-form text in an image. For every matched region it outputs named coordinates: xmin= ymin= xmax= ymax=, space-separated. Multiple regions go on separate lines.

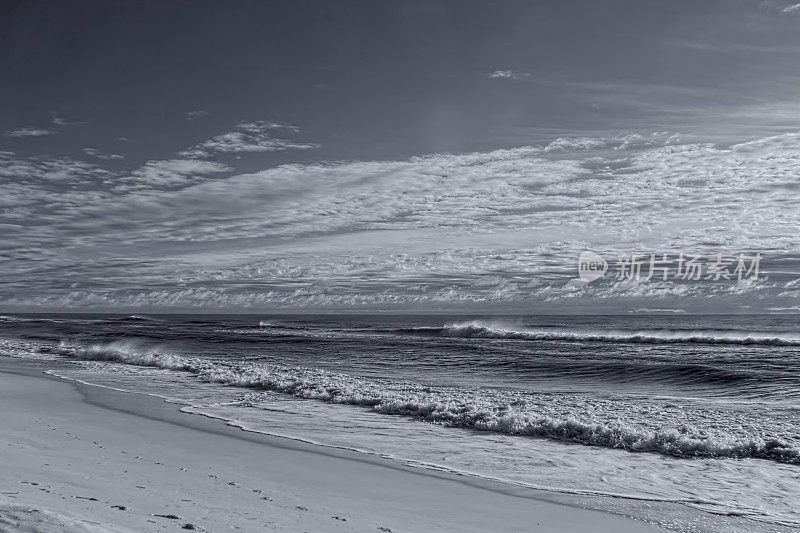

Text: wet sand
xmin=0 ymin=358 xmax=664 ymax=532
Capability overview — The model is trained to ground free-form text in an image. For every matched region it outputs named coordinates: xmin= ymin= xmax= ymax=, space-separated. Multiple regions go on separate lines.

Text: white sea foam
xmin=48 ymin=339 xmax=800 ymax=465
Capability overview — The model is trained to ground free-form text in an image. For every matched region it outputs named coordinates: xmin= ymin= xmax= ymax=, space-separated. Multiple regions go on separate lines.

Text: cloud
xmin=3 ymin=129 xmax=800 ymax=310
xmin=83 ymin=148 xmax=125 ymax=160
xmin=120 ymin=159 xmax=231 ymax=189
xmin=177 ymin=121 xmax=318 ymax=158
xmin=783 ymin=2 xmax=800 ymax=13
xmin=6 ymin=116 xmax=86 ymax=137
xmin=488 ymin=70 xmax=530 ymax=80
xmin=489 ymin=70 xmax=513 ymax=79
xmin=535 ymin=132 xmax=680 ymax=153
xmin=541 ymin=137 xmax=607 ymax=152
xmin=107 ymin=120 xmax=316 ymax=190
xmin=52 ymin=116 xmax=85 ymax=127
xmin=0 ymin=152 xmax=108 ymax=184
xmin=186 ymin=110 xmax=210 ymax=120
xmin=4 ymin=128 xmax=55 ymax=138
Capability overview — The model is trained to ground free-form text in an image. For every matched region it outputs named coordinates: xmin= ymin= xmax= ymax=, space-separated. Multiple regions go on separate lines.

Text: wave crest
xmin=54 ymin=340 xmax=195 ymax=371
xmin=426 ymin=321 xmax=800 ymax=346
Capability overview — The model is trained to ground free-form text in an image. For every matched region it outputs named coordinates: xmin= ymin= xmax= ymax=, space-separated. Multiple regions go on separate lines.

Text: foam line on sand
xmin=0 ymin=358 xmax=664 ymax=532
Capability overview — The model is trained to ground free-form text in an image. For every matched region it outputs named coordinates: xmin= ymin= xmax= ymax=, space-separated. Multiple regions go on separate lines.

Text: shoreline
xmin=0 ymin=357 xmax=666 ymax=532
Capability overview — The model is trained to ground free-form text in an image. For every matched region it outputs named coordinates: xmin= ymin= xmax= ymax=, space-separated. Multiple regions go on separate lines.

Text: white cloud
xmin=52 ymin=116 xmax=85 ymax=127
xmin=4 ymin=128 xmax=55 ymax=138
xmin=0 ymin=152 xmax=108 ymax=184
xmin=3 ymin=130 xmax=800 ymax=309
xmin=186 ymin=110 xmax=210 ymax=120
xmin=120 ymin=159 xmax=231 ymax=189
xmin=541 ymin=137 xmax=607 ymax=152
xmin=83 ymin=148 xmax=125 ymax=160
xmin=177 ymin=121 xmax=317 ymax=159
xmin=489 ymin=70 xmax=513 ymax=79
xmin=783 ymin=2 xmax=800 ymax=13
xmin=107 ymin=120 xmax=311 ymax=190
xmin=488 ymin=70 xmax=530 ymax=80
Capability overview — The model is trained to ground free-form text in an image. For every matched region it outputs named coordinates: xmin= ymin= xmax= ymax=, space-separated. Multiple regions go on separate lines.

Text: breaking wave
xmin=46 ymin=339 xmax=800 ymax=465
xmin=410 ymin=321 xmax=800 ymax=346
xmin=118 ymin=314 xmax=162 ymax=322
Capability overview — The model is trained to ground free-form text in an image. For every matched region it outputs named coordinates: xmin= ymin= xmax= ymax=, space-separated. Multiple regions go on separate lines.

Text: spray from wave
xmin=63 ymin=339 xmax=195 ymax=369
xmin=46 ymin=339 xmax=800 ymax=465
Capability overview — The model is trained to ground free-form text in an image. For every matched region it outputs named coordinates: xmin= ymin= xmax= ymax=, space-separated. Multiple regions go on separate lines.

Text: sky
xmin=2 ymin=0 xmax=800 ymax=313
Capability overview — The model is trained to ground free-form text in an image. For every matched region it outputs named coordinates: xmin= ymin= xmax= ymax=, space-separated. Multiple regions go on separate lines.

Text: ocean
xmin=1 ymin=313 xmax=798 ymax=532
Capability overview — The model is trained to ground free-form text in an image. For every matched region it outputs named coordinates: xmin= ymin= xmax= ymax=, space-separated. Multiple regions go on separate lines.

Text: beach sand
xmin=0 ymin=359 xmax=663 ymax=532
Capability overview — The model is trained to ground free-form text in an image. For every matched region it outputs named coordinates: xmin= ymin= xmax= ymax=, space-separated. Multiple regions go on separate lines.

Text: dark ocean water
xmin=1 ymin=313 xmax=799 ymax=531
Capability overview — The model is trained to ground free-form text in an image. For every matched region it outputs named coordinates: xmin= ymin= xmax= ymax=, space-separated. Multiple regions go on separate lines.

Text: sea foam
xmin=49 ymin=339 xmax=800 ymax=465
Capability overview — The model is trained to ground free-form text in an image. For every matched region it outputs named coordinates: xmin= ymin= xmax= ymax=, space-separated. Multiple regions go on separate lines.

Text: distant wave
xmin=117 ymin=314 xmax=161 ymax=322
xmin=47 ymin=339 xmax=800 ymax=465
xmin=0 ymin=315 xmax=63 ymax=324
xmin=210 ymin=322 xmax=309 ymax=336
xmin=404 ymin=321 xmax=800 ymax=346
xmin=258 ymin=321 xmax=305 ymax=330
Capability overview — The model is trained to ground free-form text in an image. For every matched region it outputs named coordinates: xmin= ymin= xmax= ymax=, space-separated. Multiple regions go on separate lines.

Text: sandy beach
xmin=0 ymin=358 xmax=665 ymax=533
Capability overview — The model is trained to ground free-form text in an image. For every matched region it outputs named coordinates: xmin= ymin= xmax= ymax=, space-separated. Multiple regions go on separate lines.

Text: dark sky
xmin=2 ymin=0 xmax=800 ymax=312
xmin=4 ymin=0 xmax=800 ymax=161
